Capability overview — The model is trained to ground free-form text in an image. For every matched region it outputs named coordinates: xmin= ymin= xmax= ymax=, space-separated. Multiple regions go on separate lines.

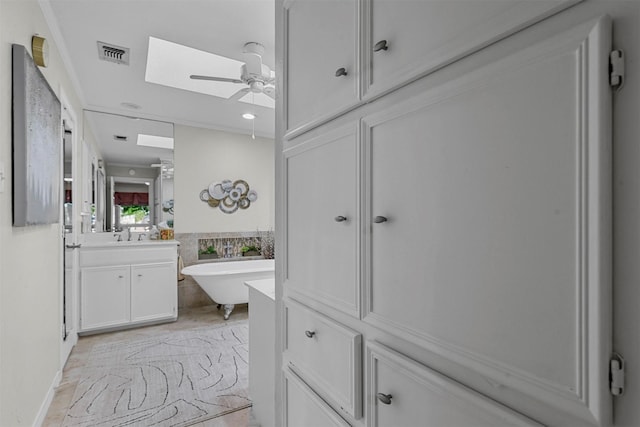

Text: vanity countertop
xmin=81 ymin=239 xmax=180 ymax=248
xmin=245 ymin=278 xmax=275 ymax=301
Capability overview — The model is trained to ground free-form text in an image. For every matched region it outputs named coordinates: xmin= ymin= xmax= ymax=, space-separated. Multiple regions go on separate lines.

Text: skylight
xmin=145 ymin=36 xmax=244 ymax=100
xmin=137 ymin=134 xmax=174 ymax=150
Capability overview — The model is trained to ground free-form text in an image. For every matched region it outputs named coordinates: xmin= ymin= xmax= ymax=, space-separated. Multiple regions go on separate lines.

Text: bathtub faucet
xmin=223 ymin=241 xmax=233 ymax=258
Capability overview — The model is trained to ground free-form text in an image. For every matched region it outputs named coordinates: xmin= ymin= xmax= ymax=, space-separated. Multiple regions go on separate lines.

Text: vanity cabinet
xmin=79 ymin=242 xmax=178 ymax=334
xmin=130 ymin=262 xmax=176 ymax=322
xmin=279 ymin=1 xmax=614 ymax=426
xmin=80 ymin=265 xmax=130 ymax=330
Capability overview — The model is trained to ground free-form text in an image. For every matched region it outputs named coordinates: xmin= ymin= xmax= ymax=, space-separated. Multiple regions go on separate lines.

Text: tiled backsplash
xmin=197 ymin=236 xmax=262 ymax=260
xmin=174 ymin=230 xmax=274 ymax=310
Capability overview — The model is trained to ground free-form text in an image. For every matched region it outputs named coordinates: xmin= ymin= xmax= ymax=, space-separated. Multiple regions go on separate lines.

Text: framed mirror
xmin=83 ymin=111 xmax=174 ymax=233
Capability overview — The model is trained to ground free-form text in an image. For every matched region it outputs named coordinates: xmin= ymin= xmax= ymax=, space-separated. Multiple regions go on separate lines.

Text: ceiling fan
xmin=190 ymin=42 xmax=275 ymax=102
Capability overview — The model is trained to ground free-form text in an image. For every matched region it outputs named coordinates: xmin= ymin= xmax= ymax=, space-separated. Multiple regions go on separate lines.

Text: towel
xmin=177 ymin=255 xmax=185 ymax=281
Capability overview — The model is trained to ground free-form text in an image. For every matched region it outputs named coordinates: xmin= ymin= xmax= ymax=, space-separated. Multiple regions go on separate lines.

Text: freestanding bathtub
xmin=181 ymin=259 xmax=275 ymax=319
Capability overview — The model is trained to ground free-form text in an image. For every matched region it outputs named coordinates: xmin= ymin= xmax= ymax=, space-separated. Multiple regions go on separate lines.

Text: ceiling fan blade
xmin=190 ymin=75 xmax=243 ymax=84
xmin=229 ymin=87 xmax=251 ymax=101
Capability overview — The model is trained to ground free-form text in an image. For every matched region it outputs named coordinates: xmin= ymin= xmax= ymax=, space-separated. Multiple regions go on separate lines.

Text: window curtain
xmin=113 ymin=192 xmax=149 ymax=206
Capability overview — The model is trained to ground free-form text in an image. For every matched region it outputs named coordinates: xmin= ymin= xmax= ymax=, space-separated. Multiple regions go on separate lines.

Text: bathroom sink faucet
xmin=114 ymin=233 xmax=122 ymax=242
xmin=138 ymin=233 xmax=146 ymax=241
xmin=127 ymin=228 xmax=132 ymax=241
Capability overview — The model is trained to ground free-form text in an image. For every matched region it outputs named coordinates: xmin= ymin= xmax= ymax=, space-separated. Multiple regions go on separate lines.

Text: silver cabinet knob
xmin=305 ymin=330 xmax=316 ymax=338
xmin=377 ymin=393 xmax=392 ymax=405
xmin=118 ymin=275 xmax=124 ymax=279
xmin=334 ymin=215 xmax=347 ymax=222
xmin=374 ymin=216 xmax=388 ymax=223
xmin=335 ymin=67 xmax=348 ymax=77
xmin=374 ymin=40 xmax=388 ymax=52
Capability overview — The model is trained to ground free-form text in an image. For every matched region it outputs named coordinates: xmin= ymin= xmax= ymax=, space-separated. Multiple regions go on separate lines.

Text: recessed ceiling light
xmin=242 ymin=113 xmax=256 ymax=120
xmin=137 ymin=134 xmax=174 ymax=150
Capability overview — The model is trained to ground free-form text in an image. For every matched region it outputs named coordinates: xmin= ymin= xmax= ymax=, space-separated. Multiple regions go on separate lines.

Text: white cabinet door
xmin=80 ymin=265 xmax=130 ymax=331
xmin=367 ymin=341 xmax=542 ymax=427
xmin=285 ymin=0 xmax=358 ymax=134
xmin=364 ymin=17 xmax=611 ymax=425
xmin=130 ymin=262 xmax=176 ymax=323
xmin=284 ymin=368 xmax=351 ymax=427
xmin=364 ymin=0 xmax=582 ymax=98
xmin=285 ymin=125 xmax=359 ymax=316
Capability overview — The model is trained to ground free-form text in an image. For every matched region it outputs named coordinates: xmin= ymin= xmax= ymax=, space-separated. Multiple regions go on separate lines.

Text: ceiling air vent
xmin=97 ymin=41 xmax=130 ymax=65
xmin=113 ymin=135 xmax=128 ymax=142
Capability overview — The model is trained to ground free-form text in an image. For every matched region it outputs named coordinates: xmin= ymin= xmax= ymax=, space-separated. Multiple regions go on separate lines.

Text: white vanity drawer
xmin=284 ymin=299 xmax=362 ymax=419
xmin=366 ymin=341 xmax=543 ymax=427
xmin=284 ymin=367 xmax=351 ymax=427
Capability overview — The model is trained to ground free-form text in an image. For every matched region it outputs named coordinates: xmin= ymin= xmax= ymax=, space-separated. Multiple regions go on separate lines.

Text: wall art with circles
xmin=199 ymin=179 xmax=258 ymax=214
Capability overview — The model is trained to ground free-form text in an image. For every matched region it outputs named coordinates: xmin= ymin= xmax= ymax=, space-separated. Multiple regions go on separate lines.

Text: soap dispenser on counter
xmin=150 ymin=225 xmax=160 ymax=240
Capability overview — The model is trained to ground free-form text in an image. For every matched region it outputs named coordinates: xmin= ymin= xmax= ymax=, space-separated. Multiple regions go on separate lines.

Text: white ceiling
xmin=41 ymin=0 xmax=275 ymax=165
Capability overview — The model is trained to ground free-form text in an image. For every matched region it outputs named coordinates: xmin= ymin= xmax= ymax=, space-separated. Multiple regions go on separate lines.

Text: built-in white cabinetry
xmin=285 ymin=0 xmax=358 ymax=134
xmin=285 ymin=125 xmax=359 ymax=316
xmin=284 ymin=368 xmax=351 ymax=427
xmin=284 ymin=299 xmax=362 ymax=419
xmin=366 ymin=341 xmax=542 ymax=427
xmin=362 ymin=0 xmax=582 ymax=99
xmin=278 ymin=1 xmax=614 ymax=426
xmin=79 ymin=242 xmax=178 ymax=334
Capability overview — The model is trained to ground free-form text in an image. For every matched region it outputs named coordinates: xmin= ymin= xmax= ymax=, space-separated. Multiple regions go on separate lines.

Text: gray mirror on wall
xmin=83 ymin=111 xmax=174 ymax=232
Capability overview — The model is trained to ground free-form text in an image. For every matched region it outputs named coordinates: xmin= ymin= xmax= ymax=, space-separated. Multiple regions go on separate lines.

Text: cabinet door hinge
xmin=610 ymin=353 xmax=625 ymax=396
xmin=610 ymin=50 xmax=625 ymax=90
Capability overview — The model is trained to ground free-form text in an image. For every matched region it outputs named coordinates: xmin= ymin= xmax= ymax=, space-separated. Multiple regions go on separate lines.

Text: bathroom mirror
xmin=83 ymin=110 xmax=174 ymax=233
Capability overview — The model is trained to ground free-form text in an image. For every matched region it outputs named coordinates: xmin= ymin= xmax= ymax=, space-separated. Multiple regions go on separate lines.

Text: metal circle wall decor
xmin=200 ymin=179 xmax=257 ymax=214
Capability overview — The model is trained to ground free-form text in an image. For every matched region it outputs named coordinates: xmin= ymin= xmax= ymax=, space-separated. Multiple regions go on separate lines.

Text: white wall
xmin=174 ymin=125 xmax=274 ymax=233
xmin=0 ymin=1 xmax=85 ymax=424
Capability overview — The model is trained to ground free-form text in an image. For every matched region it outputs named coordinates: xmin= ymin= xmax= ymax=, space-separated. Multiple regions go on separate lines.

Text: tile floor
xmin=43 ymin=304 xmax=250 ymax=427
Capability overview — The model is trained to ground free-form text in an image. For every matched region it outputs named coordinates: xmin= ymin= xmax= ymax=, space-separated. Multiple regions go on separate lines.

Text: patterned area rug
xmin=62 ymin=321 xmax=251 ymax=427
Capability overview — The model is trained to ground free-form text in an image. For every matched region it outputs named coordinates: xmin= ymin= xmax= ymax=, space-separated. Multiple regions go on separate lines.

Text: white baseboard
xmin=32 ymin=369 xmax=62 ymax=427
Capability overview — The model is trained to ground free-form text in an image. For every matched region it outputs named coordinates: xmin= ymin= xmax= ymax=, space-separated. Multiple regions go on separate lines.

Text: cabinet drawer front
xmin=284 ymin=368 xmax=351 ymax=427
xmin=284 ymin=299 xmax=361 ymax=418
xmin=367 ymin=341 xmax=542 ymax=427
xmin=284 ymin=125 xmax=359 ymax=316
xmin=80 ymin=246 xmax=176 ymax=267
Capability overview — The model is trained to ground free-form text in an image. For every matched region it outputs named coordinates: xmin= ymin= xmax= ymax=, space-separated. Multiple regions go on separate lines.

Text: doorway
xmin=61 ymin=101 xmax=79 ymax=366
